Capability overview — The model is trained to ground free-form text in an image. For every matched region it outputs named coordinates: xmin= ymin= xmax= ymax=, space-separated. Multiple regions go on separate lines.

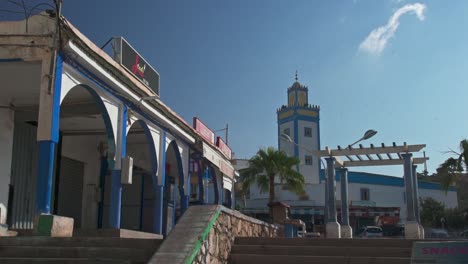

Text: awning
xmin=223 ymin=176 xmax=233 ymax=191
xmin=290 ymin=208 xmax=324 ymax=216
xmin=202 ymin=142 xmax=234 ymax=179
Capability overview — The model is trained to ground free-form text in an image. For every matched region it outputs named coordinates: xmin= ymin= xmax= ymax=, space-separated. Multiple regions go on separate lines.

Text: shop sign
xmin=194 ymin=117 xmax=215 ymax=144
xmin=411 ymin=241 xmax=468 ymax=264
xmin=113 ymin=37 xmax=160 ymax=95
xmin=351 ymin=200 xmax=376 ymax=207
xmin=216 ymin=136 xmax=232 ymax=159
xmin=202 ymin=142 xmax=234 ymax=179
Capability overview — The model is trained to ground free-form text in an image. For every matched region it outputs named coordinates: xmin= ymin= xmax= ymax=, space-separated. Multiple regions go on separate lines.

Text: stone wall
xmin=150 ymin=205 xmax=280 ymax=264
xmin=193 ymin=207 xmax=280 ymax=264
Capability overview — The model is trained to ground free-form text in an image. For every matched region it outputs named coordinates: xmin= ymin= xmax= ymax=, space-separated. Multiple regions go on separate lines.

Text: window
xmin=305 ymin=155 xmax=313 ymax=165
xmin=283 ymin=128 xmax=290 ymax=136
xmin=304 ymin=127 xmax=312 ymax=137
xmin=361 ymin=188 xmax=370 ymax=201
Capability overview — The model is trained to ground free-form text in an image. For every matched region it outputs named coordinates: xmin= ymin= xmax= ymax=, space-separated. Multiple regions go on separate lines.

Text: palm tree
xmin=239 ymin=147 xmax=305 ymax=221
xmin=437 ymin=139 xmax=468 ymax=192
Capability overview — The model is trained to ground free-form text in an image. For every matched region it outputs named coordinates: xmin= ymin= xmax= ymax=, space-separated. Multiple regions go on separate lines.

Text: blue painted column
xmin=181 ymin=179 xmax=189 ymax=213
xmin=402 ymin=153 xmax=416 ymax=222
xmin=181 ymin=168 xmax=189 ymax=212
xmin=412 ymin=164 xmax=421 ymax=223
xmin=36 ymin=54 xmax=62 ymax=215
xmin=153 ymin=185 xmax=164 ymax=234
xmin=36 ymin=141 xmax=57 ymax=215
xmin=109 ymin=170 xmax=122 ymax=228
xmin=108 ymin=105 xmax=127 ymax=229
xmin=198 ymin=162 xmax=204 ymax=205
xmin=204 ymin=167 xmax=210 ymax=204
xmin=210 ymin=167 xmax=220 ymax=205
xmin=181 ymin=194 xmax=189 ymax=213
xmin=181 ymin=159 xmax=191 ymax=214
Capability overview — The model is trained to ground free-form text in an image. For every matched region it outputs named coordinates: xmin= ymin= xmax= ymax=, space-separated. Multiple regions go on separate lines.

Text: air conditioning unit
xmin=121 ymin=156 xmax=133 ymax=184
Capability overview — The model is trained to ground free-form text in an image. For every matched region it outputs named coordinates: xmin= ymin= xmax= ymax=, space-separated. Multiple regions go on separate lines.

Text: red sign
xmin=193 ymin=117 xmax=215 ymax=144
xmin=216 ymin=137 xmax=232 ymax=159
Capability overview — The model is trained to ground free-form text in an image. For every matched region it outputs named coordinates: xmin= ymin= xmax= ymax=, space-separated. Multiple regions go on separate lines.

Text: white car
xmin=359 ymin=226 xmax=383 ymax=238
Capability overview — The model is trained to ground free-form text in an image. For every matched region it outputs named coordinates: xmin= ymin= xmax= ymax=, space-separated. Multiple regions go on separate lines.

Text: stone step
xmin=231 ymin=245 xmax=412 ymax=258
xmin=0 ymin=258 xmax=132 ymax=264
xmin=0 ymin=237 xmax=162 ymax=249
xmin=229 ymin=254 xmax=412 ymax=264
xmin=0 ymin=246 xmax=152 ymax=262
xmin=234 ymin=237 xmax=416 ymax=248
xmin=73 ymin=229 xmax=163 ymax=240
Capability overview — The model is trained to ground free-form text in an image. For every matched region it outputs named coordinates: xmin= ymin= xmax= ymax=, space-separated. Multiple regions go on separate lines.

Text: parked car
xmin=358 ymin=226 xmax=383 ymax=238
xmin=426 ymin=229 xmax=449 ymax=239
xmin=381 ymin=224 xmax=404 ymax=237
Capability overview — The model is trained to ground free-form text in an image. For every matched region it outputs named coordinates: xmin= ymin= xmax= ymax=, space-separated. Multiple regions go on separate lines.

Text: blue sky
xmin=3 ymin=0 xmax=468 ymax=177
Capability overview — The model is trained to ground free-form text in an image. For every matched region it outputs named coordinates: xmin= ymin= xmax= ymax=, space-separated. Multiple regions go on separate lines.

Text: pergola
xmin=318 ymin=142 xmax=428 ymax=167
xmin=314 ymin=142 xmax=427 ymax=239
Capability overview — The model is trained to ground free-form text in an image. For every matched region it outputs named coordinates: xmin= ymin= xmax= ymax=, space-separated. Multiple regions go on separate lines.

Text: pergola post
xmin=324 ymin=177 xmax=328 ymax=225
xmin=325 ymin=157 xmax=340 ymax=238
xmin=412 ymin=164 xmax=424 ymax=238
xmin=402 ymin=153 xmax=420 ymax=239
xmin=338 ymin=167 xmax=352 ymax=238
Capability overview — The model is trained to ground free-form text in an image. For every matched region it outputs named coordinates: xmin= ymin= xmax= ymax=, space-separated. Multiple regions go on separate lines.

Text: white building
xmin=0 ymin=13 xmax=235 ymax=237
xmin=234 ymin=77 xmax=457 ymax=232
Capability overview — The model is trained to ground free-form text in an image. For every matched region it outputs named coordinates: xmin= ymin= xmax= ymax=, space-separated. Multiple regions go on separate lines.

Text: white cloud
xmin=359 ymin=3 xmax=426 ymax=55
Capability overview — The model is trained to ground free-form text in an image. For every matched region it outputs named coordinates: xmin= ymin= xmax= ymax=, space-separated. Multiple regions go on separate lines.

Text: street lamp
xmin=348 ymin=129 xmax=377 ymax=148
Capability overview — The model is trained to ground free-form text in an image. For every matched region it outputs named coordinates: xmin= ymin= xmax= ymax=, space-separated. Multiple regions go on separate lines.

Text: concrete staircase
xmin=0 ymin=237 xmax=162 ymax=263
xmin=230 ymin=237 xmax=415 ymax=264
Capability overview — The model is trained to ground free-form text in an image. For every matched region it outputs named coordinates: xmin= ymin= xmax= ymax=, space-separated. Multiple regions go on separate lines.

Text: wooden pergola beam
xmin=339 ymin=157 xmax=429 ymax=167
xmin=316 ymin=144 xmax=425 ymax=157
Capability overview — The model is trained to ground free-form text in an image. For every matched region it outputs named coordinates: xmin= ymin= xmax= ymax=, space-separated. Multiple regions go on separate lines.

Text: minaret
xmin=277 ymin=72 xmax=321 ymax=184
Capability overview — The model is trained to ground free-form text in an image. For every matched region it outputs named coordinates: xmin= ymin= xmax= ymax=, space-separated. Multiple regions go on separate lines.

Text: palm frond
xmin=460 ymin=139 xmax=468 ymax=170
xmin=437 ymin=157 xmax=460 ymax=193
xmin=256 ymin=175 xmax=270 ymax=194
xmin=240 ymin=146 xmax=306 ymax=204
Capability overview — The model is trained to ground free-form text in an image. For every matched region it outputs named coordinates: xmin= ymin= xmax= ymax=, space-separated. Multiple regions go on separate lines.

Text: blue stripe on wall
xmin=330 ymin=169 xmax=457 ymax=192
xmin=278 ymin=114 xmax=319 ymax=125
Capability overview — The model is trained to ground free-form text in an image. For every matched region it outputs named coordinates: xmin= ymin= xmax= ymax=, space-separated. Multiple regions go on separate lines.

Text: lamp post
xmin=280 ymin=133 xmax=328 ymax=226
xmin=337 ymin=129 xmax=377 ymax=238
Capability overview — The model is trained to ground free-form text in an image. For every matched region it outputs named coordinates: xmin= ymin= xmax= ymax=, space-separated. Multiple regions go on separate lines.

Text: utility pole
xmin=225 ymin=123 xmax=228 ymax=145
xmin=214 ymin=123 xmax=229 ymax=145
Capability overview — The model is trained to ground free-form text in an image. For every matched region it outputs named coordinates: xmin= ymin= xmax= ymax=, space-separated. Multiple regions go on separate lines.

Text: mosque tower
xmin=277 ymin=72 xmax=321 ymax=184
